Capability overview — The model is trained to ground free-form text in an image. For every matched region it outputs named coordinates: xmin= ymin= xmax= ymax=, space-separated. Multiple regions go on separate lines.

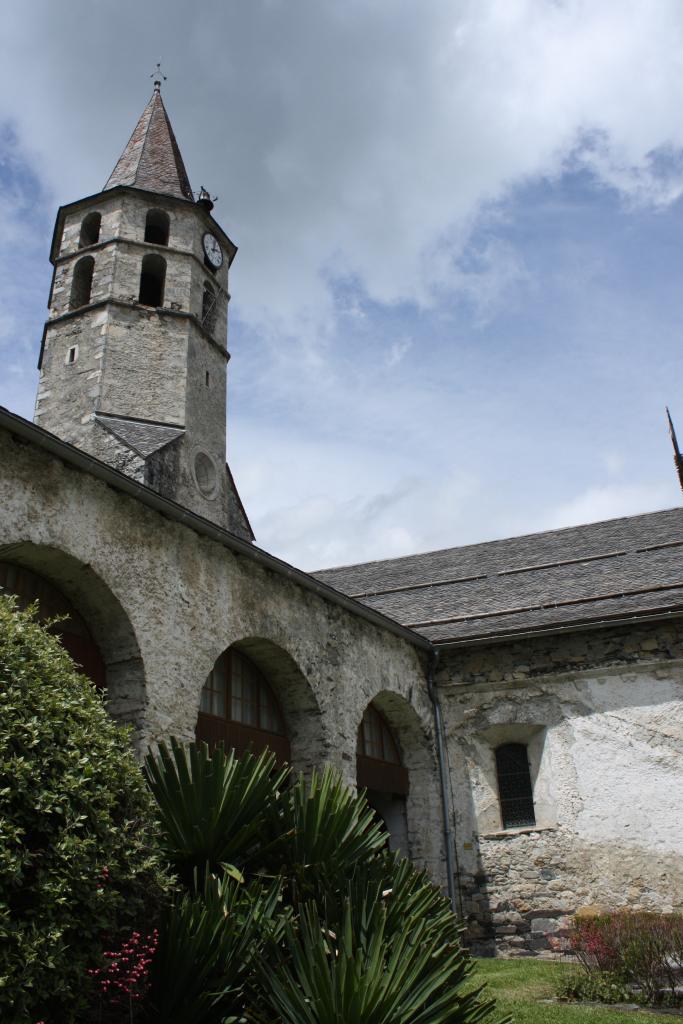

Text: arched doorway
xmin=0 ymin=562 xmax=105 ymax=688
xmin=357 ymin=701 xmax=409 ymax=854
xmin=196 ymin=646 xmax=291 ymax=764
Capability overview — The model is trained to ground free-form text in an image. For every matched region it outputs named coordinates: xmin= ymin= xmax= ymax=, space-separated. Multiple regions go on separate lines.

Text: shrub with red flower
xmin=89 ymin=929 xmax=159 ymax=1017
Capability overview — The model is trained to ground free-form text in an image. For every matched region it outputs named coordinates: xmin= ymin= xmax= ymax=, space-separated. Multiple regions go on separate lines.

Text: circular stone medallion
xmin=193 ymin=450 xmax=218 ymax=498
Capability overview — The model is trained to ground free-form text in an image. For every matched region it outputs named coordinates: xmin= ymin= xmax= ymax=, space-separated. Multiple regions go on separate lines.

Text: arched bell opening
xmin=0 ymin=545 xmax=146 ymax=733
xmin=357 ymin=701 xmax=409 ymax=855
xmin=79 ymin=211 xmax=101 ymax=249
xmin=144 ymin=209 xmax=170 ymax=246
xmin=195 ymin=637 xmax=324 ymax=774
xmin=138 ymin=253 xmax=166 ymax=307
xmin=70 ymin=255 xmax=95 ymax=309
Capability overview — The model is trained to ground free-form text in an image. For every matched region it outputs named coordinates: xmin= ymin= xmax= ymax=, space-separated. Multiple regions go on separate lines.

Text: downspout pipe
xmin=426 ymin=647 xmax=458 ymax=914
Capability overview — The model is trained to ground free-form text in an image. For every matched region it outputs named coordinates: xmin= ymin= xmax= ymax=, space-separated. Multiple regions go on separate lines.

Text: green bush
xmin=0 ymin=595 xmax=171 ymax=1022
xmin=567 ymin=911 xmax=683 ymax=1007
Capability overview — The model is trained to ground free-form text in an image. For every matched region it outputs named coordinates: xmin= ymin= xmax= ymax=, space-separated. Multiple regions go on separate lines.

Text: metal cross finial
xmin=150 ymin=62 xmax=167 ymax=92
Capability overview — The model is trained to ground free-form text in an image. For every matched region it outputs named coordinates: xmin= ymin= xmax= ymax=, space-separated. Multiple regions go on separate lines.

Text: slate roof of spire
xmin=313 ymin=507 xmax=683 ymax=644
xmin=104 ymin=88 xmax=193 ymax=201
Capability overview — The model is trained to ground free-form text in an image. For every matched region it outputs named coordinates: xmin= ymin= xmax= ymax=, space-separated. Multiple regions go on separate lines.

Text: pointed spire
xmin=666 ymin=407 xmax=683 ymax=494
xmin=104 ymin=87 xmax=193 ymax=201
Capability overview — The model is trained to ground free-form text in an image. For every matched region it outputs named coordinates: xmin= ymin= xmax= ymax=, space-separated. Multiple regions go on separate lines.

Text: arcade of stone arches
xmin=0 ymin=559 xmax=413 ymax=854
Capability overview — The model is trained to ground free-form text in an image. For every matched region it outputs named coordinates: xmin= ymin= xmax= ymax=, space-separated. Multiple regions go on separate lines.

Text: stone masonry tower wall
xmin=33 ymin=87 xmax=245 ymax=534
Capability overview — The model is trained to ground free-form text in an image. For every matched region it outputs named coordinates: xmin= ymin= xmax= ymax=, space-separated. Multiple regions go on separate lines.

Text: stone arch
xmin=195 ymin=636 xmax=325 ymax=775
xmin=356 ymin=689 xmax=438 ymax=869
xmin=0 ymin=543 xmax=146 ymax=732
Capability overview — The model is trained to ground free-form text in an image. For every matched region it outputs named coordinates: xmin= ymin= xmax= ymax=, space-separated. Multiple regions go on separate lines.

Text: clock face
xmin=202 ymin=232 xmax=223 ymax=269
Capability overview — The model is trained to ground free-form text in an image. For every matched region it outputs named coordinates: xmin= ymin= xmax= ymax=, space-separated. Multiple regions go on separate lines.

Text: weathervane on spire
xmin=150 ymin=62 xmax=167 ymax=93
xmin=666 ymin=407 xmax=683 ymax=494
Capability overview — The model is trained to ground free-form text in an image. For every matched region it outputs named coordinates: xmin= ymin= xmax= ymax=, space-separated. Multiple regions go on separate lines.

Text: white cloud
xmin=1 ymin=1 xmax=683 ymax=341
xmin=546 ymin=482 xmax=678 ymax=532
xmin=1 ymin=1 xmax=682 ymax=567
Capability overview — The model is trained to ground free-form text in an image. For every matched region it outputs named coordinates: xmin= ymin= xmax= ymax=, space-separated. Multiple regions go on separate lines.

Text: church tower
xmin=34 ymin=80 xmax=253 ymax=540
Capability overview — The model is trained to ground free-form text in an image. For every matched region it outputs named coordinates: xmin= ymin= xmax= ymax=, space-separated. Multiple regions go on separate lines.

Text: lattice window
xmin=495 ymin=743 xmax=536 ymax=829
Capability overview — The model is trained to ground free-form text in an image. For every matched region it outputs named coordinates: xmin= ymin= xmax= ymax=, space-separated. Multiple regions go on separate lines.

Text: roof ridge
xmin=314 ymin=505 xmax=683 ymax=575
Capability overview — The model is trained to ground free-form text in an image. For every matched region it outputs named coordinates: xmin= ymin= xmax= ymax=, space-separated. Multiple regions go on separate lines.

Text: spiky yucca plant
xmin=143 ymin=740 xmax=506 ymax=1024
xmin=257 ymin=897 xmax=504 ymax=1024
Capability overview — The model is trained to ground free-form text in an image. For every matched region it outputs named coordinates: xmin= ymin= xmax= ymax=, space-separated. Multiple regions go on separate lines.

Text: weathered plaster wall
xmin=0 ymin=426 xmax=444 ymax=882
xmin=441 ymin=625 xmax=683 ymax=954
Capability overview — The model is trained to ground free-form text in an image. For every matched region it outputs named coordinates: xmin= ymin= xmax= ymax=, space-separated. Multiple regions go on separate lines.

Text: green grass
xmin=472 ymin=958 xmax=678 ymax=1024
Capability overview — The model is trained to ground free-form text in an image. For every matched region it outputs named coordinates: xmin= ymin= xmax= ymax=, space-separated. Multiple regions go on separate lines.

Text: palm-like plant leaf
xmin=144 ymin=738 xmax=288 ymax=882
xmin=258 ymin=898 xmax=508 ymax=1024
xmin=145 ymin=871 xmax=285 ymax=1024
xmin=267 ymin=766 xmax=386 ymax=887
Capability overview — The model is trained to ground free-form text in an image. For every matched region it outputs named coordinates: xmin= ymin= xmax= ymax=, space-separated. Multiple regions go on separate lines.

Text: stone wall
xmin=441 ymin=623 xmax=683 ymax=954
xmin=0 ymin=424 xmax=445 ymax=883
xmin=35 ymin=188 xmax=234 ymax=530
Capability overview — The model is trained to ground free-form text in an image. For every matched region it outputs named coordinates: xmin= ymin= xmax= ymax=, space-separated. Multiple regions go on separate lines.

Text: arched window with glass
xmin=495 ymin=743 xmax=536 ymax=829
xmin=356 ymin=702 xmax=408 ymax=795
xmin=196 ymin=647 xmax=290 ymax=763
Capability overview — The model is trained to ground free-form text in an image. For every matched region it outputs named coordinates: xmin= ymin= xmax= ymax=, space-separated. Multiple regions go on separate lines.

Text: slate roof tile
xmin=95 ymin=415 xmax=184 ymax=458
xmin=313 ymin=507 xmax=683 ymax=643
xmin=104 ymin=88 xmax=193 ymax=201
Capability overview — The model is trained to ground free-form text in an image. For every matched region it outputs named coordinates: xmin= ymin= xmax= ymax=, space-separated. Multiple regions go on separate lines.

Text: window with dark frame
xmin=358 ymin=704 xmax=401 ymax=765
xmin=495 ymin=742 xmax=536 ymax=829
xmin=356 ymin=702 xmax=409 ymax=795
xmin=196 ymin=648 xmax=290 ymax=763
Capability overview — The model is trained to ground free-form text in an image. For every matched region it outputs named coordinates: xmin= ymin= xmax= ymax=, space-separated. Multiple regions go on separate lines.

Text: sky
xmin=1 ymin=0 xmax=683 ymax=571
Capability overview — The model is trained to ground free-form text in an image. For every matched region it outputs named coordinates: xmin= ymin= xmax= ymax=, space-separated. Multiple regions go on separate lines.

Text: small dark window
xmin=79 ymin=212 xmax=101 ymax=248
xmin=495 ymin=743 xmax=536 ymax=830
xmin=67 ymin=346 xmax=77 ymax=364
xmin=70 ymin=256 xmax=95 ymax=309
xmin=138 ymin=254 xmax=166 ymax=307
xmin=201 ymin=281 xmax=217 ymax=335
xmin=205 ymin=371 xmax=210 ymax=387
xmin=145 ymin=209 xmax=170 ymax=246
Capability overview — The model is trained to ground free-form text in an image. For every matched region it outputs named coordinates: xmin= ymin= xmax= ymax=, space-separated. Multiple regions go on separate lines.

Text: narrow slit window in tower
xmin=79 ymin=212 xmax=101 ymax=248
xmin=495 ymin=743 xmax=536 ymax=830
xmin=70 ymin=256 xmax=95 ymax=310
xmin=144 ymin=209 xmax=170 ymax=246
xmin=139 ymin=254 xmax=166 ymax=307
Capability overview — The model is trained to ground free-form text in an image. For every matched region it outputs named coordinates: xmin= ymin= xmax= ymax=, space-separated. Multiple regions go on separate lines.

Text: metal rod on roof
xmin=666 ymin=407 xmax=683 ymax=494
